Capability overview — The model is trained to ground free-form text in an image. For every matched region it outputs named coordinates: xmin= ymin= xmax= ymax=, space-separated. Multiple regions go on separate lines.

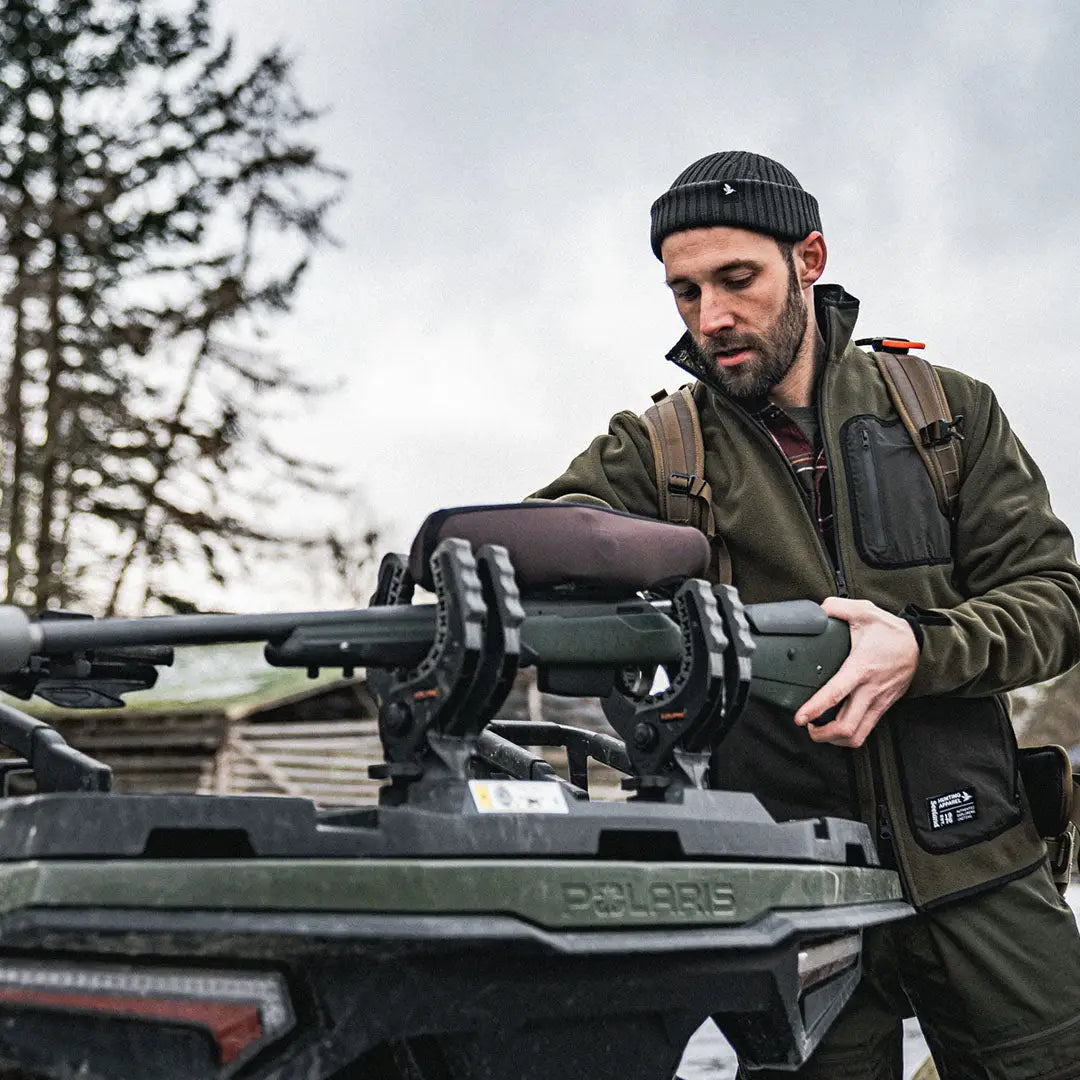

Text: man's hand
xmin=794 ymin=597 xmax=920 ymax=748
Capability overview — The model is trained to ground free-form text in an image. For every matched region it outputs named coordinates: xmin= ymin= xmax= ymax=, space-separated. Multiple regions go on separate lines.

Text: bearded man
xmin=530 ymin=151 xmax=1080 ymax=1079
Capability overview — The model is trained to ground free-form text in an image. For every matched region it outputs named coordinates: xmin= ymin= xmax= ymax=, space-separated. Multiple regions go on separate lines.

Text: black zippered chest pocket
xmin=840 ymin=414 xmax=952 ymax=569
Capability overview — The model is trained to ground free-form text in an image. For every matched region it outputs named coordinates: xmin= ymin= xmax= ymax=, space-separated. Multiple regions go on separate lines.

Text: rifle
xmin=0 ymin=503 xmax=849 ymax=801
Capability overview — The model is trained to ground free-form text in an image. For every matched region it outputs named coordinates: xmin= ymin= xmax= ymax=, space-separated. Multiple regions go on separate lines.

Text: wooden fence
xmin=204 ymin=719 xmax=384 ymax=805
xmin=9 ymin=671 xmax=624 ymax=804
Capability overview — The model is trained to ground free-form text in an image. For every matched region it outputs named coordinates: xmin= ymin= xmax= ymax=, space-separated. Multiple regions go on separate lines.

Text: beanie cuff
xmin=650 ymin=178 xmax=821 ymax=258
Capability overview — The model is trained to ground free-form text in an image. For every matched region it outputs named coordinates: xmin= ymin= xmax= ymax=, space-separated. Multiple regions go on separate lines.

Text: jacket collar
xmin=664 ymin=283 xmax=861 ymax=390
xmin=813 ymin=283 xmax=860 ymax=363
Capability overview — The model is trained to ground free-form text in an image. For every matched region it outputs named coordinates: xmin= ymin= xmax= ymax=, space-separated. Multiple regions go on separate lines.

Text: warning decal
xmin=469 ymin=780 xmax=570 ymax=815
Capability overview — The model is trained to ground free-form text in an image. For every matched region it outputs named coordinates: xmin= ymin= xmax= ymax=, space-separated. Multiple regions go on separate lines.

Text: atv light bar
xmin=0 ymin=960 xmax=294 ymax=1070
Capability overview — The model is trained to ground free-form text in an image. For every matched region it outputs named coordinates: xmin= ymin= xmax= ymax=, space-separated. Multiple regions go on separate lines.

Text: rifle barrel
xmin=32 ymin=606 xmax=436 ymax=654
xmin=7 ymin=598 xmax=848 ymax=710
xmin=23 ymin=602 xmax=684 ymax=671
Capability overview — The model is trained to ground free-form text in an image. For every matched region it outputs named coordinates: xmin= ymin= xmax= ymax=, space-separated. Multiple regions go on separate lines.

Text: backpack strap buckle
xmin=667 ymin=471 xmax=708 ymax=498
xmin=1047 ymin=826 xmax=1076 ymax=886
xmin=919 ymin=414 xmax=965 ymax=448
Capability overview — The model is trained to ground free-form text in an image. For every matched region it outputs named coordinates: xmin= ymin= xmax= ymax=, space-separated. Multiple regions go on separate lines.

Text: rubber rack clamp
xmin=602 ymin=578 xmax=735 ymax=798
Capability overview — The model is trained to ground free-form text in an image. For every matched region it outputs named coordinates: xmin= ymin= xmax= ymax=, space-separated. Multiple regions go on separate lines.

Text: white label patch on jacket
xmin=927 ymin=790 xmax=977 ymax=829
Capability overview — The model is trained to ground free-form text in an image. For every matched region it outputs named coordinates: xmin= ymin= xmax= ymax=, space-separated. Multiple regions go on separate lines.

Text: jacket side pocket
xmin=887 ymin=696 xmax=1022 ymax=854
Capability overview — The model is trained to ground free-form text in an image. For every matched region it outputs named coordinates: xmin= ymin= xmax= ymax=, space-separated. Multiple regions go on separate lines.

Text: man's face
xmin=661 ymin=226 xmax=809 ymax=401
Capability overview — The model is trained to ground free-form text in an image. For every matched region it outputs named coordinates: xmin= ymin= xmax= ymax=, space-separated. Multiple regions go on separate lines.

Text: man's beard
xmin=693 ymin=269 xmax=808 ymax=401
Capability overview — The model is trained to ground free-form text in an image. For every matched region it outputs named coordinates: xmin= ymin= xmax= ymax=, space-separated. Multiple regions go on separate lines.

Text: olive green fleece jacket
xmin=530 ymin=284 xmax=1080 ymax=907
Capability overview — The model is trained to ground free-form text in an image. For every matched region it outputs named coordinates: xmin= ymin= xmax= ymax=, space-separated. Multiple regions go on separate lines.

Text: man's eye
xmin=726 ymin=276 xmax=754 ymax=290
xmin=673 ymin=286 xmax=699 ymax=301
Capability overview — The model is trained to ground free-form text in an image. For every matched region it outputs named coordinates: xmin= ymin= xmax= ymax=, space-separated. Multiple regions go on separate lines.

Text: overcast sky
xmin=214 ymin=0 xmax=1079 ymax=603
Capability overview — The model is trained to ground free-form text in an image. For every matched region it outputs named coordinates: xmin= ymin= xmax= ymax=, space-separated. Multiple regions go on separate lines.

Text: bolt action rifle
xmin=0 ymin=503 xmax=849 ymax=802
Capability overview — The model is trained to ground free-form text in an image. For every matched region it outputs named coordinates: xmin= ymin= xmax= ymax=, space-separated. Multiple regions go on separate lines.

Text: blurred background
xmin=4 ymin=0 xmax=1078 ymax=617
xmin=1 ymin=5 xmax=1077 ymax=1074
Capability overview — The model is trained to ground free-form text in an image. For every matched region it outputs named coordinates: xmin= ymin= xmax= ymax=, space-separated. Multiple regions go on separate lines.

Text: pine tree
xmin=0 ymin=0 xmax=361 ymax=614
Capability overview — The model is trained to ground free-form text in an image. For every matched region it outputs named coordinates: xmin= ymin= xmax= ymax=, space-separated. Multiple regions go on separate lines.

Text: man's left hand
xmin=794 ymin=597 xmax=920 ymax=748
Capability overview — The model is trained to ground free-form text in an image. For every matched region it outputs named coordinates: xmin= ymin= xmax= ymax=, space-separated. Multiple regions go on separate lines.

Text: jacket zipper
xmin=878 ymin=806 xmax=893 ymax=843
xmin=815 ymin=352 xmax=849 ymax=598
xmin=856 ymin=421 xmax=888 ymax=556
xmin=817 ymin=362 xmax=893 ymax=845
xmin=871 ymin=752 xmax=894 ymax=848
xmin=867 ymin=732 xmax=916 ymax=889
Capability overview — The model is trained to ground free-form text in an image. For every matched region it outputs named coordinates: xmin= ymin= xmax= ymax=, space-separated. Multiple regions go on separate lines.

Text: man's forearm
xmin=908 ymin=575 xmax=1080 ymax=697
xmin=527 ymin=410 xmax=661 ymax=517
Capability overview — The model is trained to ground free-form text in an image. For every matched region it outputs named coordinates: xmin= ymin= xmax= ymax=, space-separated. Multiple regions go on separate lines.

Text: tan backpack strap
xmin=643 ymin=387 xmax=730 ymax=583
xmin=643 ymin=387 xmax=714 ymax=532
xmin=872 ymin=351 xmax=964 ymax=521
xmin=643 ymin=388 xmax=675 ymax=523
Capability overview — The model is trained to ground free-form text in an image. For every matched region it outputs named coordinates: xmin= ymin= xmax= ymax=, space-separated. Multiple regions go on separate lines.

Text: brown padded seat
xmin=408 ymin=503 xmax=711 ymax=596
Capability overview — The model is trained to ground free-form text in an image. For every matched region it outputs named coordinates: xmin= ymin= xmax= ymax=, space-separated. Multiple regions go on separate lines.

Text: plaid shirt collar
xmin=751 ymin=399 xmax=836 ymax=564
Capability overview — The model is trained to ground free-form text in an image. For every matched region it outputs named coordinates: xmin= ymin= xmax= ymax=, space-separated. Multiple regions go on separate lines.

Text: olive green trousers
xmin=740 ymin=863 xmax=1080 ymax=1080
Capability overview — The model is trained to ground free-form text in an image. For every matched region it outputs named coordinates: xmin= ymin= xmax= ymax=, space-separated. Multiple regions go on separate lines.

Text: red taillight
xmin=0 ymin=961 xmax=294 ymax=1069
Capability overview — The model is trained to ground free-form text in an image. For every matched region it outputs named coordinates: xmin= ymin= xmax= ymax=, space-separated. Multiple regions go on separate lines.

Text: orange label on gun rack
xmin=413 ymin=689 xmax=439 ymax=701
xmin=659 ymin=711 xmax=685 ymax=721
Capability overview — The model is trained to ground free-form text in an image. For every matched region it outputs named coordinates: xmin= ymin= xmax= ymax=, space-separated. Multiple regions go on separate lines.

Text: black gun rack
xmin=0 ymin=700 xmax=111 ymax=795
xmin=364 ymin=538 xmax=755 ymax=804
xmin=0 ymin=540 xmax=759 ymax=806
xmin=0 ymin=611 xmax=174 ymax=796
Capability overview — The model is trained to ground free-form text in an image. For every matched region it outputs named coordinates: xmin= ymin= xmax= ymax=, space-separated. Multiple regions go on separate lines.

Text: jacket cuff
xmin=900 ymin=603 xmax=950 ymax=652
xmin=899 ymin=611 xmax=924 ymax=651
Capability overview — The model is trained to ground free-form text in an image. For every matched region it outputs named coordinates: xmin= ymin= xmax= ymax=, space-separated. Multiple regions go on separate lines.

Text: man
xmin=530 ymin=151 xmax=1080 ymax=1078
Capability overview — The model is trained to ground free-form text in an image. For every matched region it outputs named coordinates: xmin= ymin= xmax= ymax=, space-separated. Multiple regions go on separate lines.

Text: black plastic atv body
xmin=0 ymin=788 xmax=909 ymax=1080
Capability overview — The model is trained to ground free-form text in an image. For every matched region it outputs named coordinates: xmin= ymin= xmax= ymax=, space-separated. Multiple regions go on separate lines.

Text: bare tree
xmin=0 ymin=0 xmax=369 ymax=614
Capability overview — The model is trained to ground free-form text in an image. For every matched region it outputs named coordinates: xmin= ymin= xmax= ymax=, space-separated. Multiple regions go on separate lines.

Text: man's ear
xmin=794 ymin=231 xmax=827 ymax=288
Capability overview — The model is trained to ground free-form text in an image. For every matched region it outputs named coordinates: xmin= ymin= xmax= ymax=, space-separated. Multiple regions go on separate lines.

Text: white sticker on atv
xmin=469 ymin=780 xmax=569 ymax=814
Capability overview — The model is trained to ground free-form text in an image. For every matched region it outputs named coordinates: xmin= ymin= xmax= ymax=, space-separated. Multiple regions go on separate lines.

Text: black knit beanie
xmin=650 ymin=151 xmax=821 ymax=259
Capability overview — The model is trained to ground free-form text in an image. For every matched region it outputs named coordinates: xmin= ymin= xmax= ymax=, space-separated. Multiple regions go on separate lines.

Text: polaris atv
xmin=0 ymin=505 xmax=911 ymax=1079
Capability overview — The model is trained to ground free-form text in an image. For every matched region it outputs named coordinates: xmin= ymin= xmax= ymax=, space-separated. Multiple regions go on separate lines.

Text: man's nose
xmin=699 ymin=289 xmax=735 ymax=337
